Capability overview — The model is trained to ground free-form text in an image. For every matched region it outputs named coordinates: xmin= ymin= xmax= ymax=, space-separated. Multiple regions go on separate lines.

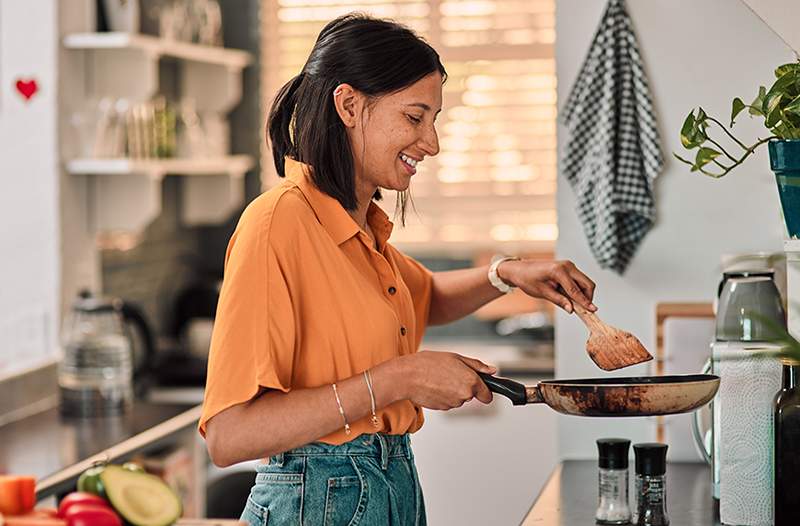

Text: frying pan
xmin=478 ymin=373 xmax=720 ymax=417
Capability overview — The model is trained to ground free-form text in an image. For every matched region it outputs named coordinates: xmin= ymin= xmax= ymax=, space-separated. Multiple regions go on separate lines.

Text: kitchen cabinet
xmin=411 ymin=342 xmax=557 ymax=526
xmin=62 ymin=30 xmax=254 ymax=232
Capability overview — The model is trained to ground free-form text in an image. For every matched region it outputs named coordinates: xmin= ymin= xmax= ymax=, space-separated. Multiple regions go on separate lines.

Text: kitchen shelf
xmin=66 ymin=155 xmax=254 ymax=178
xmin=63 ymin=32 xmax=252 ymax=69
xmin=68 ymin=155 xmax=254 ymax=231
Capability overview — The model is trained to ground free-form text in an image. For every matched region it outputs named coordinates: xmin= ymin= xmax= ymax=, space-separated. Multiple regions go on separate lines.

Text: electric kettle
xmin=715 ymin=270 xmax=785 ymax=341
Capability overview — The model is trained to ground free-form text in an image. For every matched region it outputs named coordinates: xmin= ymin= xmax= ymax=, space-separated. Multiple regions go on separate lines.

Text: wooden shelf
xmin=63 ymin=32 xmax=252 ymax=69
xmin=66 ymin=155 xmax=254 ymax=178
xmin=67 ymin=156 xmax=254 ymax=231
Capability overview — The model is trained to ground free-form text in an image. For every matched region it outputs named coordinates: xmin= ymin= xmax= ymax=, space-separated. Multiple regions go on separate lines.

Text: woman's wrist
xmin=371 ymin=356 xmax=413 ymax=406
xmin=496 ymin=258 xmax=522 ymax=288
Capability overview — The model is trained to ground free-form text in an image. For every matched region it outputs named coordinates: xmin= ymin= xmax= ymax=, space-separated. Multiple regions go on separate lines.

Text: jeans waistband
xmin=264 ymin=433 xmax=411 ymax=471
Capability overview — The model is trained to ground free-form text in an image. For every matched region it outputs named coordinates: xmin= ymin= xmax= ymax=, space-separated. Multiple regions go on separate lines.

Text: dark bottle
xmin=774 ymin=358 xmax=800 ymax=526
xmin=633 ymin=443 xmax=669 ymax=526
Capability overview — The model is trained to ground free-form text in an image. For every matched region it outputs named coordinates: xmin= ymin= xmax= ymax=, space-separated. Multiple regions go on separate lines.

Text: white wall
xmin=555 ymin=0 xmax=792 ymax=459
xmin=0 ymin=0 xmax=61 ymax=377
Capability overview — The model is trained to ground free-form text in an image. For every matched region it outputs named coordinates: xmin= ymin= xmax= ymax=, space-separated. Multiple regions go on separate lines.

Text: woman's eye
xmin=407 ymin=114 xmax=422 ymax=124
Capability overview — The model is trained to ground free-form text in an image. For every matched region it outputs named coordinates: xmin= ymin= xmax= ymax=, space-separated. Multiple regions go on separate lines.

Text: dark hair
xmin=267 ymin=13 xmax=447 ymax=219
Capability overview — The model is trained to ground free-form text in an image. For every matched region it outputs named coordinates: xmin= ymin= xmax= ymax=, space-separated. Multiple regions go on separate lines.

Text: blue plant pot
xmin=768 ymin=140 xmax=800 ymax=238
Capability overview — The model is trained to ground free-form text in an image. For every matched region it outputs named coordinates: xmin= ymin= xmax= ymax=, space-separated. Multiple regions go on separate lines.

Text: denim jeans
xmin=240 ymin=433 xmax=426 ymax=526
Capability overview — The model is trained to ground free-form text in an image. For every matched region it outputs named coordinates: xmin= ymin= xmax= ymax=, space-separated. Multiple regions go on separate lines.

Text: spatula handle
xmin=573 ymin=302 xmax=603 ymax=331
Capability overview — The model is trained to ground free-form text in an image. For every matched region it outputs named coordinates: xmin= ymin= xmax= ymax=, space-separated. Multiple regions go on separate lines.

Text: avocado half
xmin=99 ymin=465 xmax=182 ymax=526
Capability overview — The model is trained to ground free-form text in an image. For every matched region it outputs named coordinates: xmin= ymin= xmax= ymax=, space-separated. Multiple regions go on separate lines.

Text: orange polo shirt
xmin=198 ymin=157 xmax=432 ymax=444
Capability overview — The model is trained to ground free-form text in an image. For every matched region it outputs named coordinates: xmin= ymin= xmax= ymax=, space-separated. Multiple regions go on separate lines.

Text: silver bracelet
xmin=331 ymin=383 xmax=351 ymax=435
xmin=363 ymin=370 xmax=379 ymax=428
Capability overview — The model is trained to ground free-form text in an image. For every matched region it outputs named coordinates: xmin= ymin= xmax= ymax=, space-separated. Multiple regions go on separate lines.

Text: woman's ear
xmin=332 ymin=83 xmax=361 ymax=128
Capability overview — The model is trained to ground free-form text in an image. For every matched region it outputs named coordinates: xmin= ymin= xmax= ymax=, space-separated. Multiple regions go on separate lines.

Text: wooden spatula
xmin=573 ymin=303 xmax=653 ymax=371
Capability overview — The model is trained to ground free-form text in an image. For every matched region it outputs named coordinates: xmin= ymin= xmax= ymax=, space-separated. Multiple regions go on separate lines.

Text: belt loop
xmin=377 ymin=434 xmax=389 ymax=470
xmin=271 ymin=452 xmax=285 ymax=467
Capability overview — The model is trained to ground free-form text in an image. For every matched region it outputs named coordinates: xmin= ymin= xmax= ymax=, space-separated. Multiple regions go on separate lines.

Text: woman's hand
xmin=499 ymin=259 xmax=597 ymax=314
xmin=397 ymin=351 xmax=495 ymax=410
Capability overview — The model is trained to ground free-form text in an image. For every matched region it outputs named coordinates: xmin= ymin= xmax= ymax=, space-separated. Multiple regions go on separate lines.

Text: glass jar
xmin=633 ymin=443 xmax=669 ymax=526
xmin=59 ymin=291 xmax=133 ymax=417
xmin=596 ymin=438 xmax=632 ymax=525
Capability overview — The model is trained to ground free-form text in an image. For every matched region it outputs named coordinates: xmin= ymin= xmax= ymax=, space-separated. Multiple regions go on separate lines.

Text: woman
xmin=200 ymin=13 xmax=597 ymax=526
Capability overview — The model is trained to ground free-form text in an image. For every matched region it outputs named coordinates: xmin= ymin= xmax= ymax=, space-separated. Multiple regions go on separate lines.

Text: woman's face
xmin=342 ymin=72 xmax=442 ymax=195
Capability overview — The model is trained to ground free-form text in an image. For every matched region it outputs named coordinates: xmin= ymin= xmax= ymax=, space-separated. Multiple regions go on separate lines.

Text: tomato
xmin=75 ymin=465 xmax=105 ymax=499
xmin=16 ymin=480 xmax=34 ymax=515
xmin=0 ymin=476 xmax=36 ymax=516
xmin=62 ymin=505 xmax=121 ymax=526
xmin=56 ymin=495 xmax=107 ymax=519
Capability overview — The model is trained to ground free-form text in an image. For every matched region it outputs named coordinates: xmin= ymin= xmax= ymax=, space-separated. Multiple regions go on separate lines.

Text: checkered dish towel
xmin=561 ymin=0 xmax=663 ymax=274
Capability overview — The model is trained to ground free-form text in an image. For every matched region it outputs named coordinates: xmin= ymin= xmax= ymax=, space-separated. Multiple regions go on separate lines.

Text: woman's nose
xmin=419 ymin=123 xmax=439 ymax=157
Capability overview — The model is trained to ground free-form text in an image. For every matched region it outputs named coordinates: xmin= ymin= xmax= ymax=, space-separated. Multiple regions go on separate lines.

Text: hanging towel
xmin=561 ymin=0 xmax=663 ymax=274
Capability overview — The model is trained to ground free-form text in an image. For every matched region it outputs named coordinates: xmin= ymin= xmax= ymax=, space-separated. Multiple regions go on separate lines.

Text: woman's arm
xmin=204 ymin=351 xmax=496 ymax=467
xmin=428 ymin=259 xmax=597 ymax=326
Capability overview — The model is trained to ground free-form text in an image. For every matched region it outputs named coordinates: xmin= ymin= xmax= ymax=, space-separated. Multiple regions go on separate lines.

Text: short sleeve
xmin=198 ymin=202 xmax=297 ymax=437
xmin=389 ymin=248 xmax=433 ymax=349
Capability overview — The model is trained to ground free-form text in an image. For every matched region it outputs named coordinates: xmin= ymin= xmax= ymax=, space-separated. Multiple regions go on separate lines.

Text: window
xmin=261 ymin=0 xmax=556 ymax=252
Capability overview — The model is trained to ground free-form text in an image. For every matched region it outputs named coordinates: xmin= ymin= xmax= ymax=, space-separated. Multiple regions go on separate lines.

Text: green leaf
xmin=766 ymin=103 xmax=784 ymax=128
xmin=697 ymin=107 xmax=708 ymax=121
xmin=775 ymin=62 xmax=800 ymax=78
xmin=784 ymin=93 xmax=800 ymax=117
xmin=751 ymin=86 xmax=768 ymax=116
xmin=695 ymin=146 xmax=721 ymax=168
xmin=765 ymin=72 xmax=796 ymax=114
xmin=730 ymin=98 xmax=746 ymax=126
xmin=680 ymin=110 xmax=707 ymax=149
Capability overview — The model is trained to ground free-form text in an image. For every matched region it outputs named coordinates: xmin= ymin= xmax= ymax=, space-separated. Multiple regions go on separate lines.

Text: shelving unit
xmin=68 ymin=155 xmax=254 ymax=232
xmin=62 ymin=33 xmax=254 ymax=232
xmin=63 ymin=32 xmax=252 ymax=69
xmin=66 ymin=155 xmax=253 ymax=177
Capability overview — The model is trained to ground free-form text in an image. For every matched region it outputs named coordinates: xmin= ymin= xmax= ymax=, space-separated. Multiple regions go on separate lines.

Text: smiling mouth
xmin=399 ymin=153 xmax=418 ymax=169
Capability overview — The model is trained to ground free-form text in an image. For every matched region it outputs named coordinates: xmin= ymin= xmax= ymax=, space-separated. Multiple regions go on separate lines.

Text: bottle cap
xmin=634 ymin=442 xmax=668 ymax=476
xmin=597 ymin=438 xmax=630 ymax=469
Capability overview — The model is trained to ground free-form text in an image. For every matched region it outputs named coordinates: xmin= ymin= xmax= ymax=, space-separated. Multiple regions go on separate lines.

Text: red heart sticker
xmin=15 ymin=78 xmax=38 ymax=101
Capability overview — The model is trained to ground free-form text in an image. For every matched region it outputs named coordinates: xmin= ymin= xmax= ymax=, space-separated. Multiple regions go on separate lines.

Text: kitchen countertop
xmin=0 ymin=401 xmax=200 ymax=498
xmin=522 ymin=460 xmax=720 ymax=525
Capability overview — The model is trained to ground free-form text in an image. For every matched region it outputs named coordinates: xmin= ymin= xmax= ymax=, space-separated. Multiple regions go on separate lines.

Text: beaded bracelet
xmin=331 ymin=383 xmax=350 ymax=435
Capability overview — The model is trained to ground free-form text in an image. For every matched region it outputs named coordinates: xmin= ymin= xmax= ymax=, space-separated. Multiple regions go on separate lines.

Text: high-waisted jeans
xmin=240 ymin=433 xmax=426 ymax=526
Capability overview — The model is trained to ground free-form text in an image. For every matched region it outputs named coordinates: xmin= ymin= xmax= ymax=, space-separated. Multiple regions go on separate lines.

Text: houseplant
xmin=675 ymin=61 xmax=800 ymax=238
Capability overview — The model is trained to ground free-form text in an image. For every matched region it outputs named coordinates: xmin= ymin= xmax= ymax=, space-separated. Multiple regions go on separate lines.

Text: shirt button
xmin=388 ymin=286 xmax=397 ymax=295
xmin=400 ymin=326 xmax=407 ymax=336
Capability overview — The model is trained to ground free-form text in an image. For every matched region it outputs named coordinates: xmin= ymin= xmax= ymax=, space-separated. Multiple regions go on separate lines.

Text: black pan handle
xmin=478 ymin=373 xmax=528 ymax=405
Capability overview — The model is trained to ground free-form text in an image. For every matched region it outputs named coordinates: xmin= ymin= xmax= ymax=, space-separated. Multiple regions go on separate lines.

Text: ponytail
xmin=267 ymin=73 xmax=305 ymax=177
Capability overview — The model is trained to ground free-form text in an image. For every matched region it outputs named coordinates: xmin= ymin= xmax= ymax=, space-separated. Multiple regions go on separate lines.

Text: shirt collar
xmin=284 ymin=157 xmax=394 ymax=249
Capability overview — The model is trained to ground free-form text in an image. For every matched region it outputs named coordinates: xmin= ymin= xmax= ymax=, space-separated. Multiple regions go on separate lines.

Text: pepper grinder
xmin=596 ymin=438 xmax=632 ymax=525
xmin=633 ymin=443 xmax=669 ymax=526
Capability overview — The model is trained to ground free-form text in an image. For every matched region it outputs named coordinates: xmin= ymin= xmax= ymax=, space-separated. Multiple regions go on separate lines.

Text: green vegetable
xmin=76 ymin=463 xmax=107 ymax=499
xmin=99 ymin=466 xmax=181 ymax=526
